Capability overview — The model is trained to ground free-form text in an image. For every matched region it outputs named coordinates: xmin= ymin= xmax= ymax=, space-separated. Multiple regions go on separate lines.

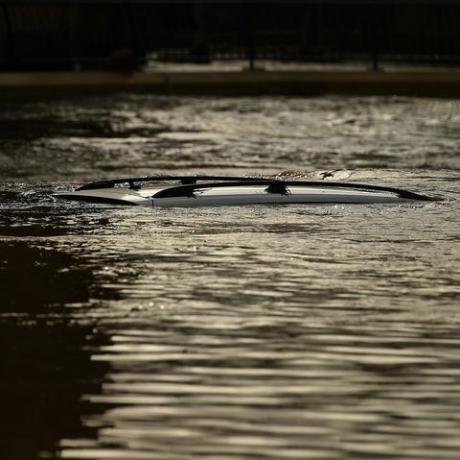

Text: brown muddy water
xmin=0 ymin=95 xmax=459 ymax=460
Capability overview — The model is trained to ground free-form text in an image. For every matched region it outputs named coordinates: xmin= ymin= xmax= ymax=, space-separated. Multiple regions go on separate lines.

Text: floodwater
xmin=0 ymin=94 xmax=459 ymax=460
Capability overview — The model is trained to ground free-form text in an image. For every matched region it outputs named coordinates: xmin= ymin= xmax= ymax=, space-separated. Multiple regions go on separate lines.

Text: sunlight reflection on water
xmin=0 ymin=95 xmax=459 ymax=460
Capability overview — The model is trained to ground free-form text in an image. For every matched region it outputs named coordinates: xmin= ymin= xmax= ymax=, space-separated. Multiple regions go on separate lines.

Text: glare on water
xmin=0 ymin=95 xmax=459 ymax=460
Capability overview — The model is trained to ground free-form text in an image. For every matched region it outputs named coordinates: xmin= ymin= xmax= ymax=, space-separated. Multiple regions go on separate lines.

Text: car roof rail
xmin=77 ymin=175 xmax=264 ymax=191
xmin=76 ymin=175 xmax=439 ymax=201
xmin=152 ymin=179 xmax=438 ymax=201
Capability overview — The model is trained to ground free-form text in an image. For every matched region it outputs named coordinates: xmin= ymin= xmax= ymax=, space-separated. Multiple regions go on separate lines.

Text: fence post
xmin=1 ymin=2 xmax=15 ymax=70
xmin=371 ymin=6 xmax=380 ymax=71
xmin=69 ymin=1 xmax=80 ymax=70
xmin=247 ymin=5 xmax=256 ymax=70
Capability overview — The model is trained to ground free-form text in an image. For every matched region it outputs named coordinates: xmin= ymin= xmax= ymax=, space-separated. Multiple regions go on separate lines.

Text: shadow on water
xmin=0 ymin=104 xmax=172 ymax=142
xmin=0 ymin=242 xmax=111 ymax=460
xmin=0 ymin=118 xmax=115 ymax=141
xmin=0 ymin=94 xmax=459 ymax=460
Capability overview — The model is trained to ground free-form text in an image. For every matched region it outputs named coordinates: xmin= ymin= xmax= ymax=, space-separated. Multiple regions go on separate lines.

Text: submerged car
xmin=54 ymin=175 xmax=439 ymax=207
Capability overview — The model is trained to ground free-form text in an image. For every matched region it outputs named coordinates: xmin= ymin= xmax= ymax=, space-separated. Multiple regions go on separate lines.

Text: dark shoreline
xmin=2 ymin=70 xmax=460 ymax=98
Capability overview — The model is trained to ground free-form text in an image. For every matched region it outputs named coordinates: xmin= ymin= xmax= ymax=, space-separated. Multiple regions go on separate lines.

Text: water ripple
xmin=1 ymin=95 xmax=459 ymax=460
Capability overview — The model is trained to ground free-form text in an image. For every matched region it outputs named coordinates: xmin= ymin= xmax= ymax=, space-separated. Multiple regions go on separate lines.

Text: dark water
xmin=0 ymin=95 xmax=459 ymax=460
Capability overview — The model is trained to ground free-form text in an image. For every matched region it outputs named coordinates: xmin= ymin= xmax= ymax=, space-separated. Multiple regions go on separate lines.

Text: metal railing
xmin=1 ymin=3 xmax=459 ymax=71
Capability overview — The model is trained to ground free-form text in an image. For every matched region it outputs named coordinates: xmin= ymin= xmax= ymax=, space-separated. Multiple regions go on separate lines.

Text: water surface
xmin=0 ymin=95 xmax=459 ymax=460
